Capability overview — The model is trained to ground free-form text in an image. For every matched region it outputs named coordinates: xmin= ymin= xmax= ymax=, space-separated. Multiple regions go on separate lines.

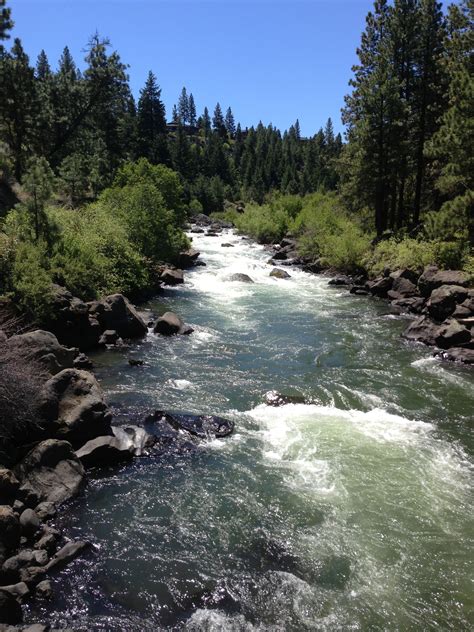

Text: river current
xmin=31 ymin=230 xmax=473 ymax=631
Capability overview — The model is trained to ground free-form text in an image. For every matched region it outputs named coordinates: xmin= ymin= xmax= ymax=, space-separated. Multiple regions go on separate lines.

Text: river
xmin=30 ymin=229 xmax=474 ymax=631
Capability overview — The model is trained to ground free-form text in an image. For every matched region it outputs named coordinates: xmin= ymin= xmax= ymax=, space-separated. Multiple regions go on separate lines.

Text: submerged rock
xmin=434 ymin=347 xmax=474 ymax=365
xmin=263 ymin=391 xmax=307 ymax=407
xmin=148 ymin=411 xmax=234 ymax=439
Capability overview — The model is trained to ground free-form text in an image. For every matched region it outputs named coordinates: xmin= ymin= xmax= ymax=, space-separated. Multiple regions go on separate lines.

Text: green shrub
xmin=11 ymin=241 xmax=53 ymax=320
xmin=292 ymin=191 xmax=371 ymax=271
xmin=234 ymin=202 xmax=290 ymax=243
xmin=366 ymin=238 xmax=437 ymax=276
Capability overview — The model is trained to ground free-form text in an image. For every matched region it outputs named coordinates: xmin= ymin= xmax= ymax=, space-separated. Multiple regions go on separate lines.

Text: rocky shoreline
xmin=0 ymin=248 xmax=234 ymax=629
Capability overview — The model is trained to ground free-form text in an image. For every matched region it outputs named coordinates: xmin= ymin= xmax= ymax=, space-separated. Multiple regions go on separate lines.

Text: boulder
xmin=34 ymin=502 xmax=56 ymax=521
xmin=0 ymin=507 xmax=19 ymax=553
xmin=14 ymin=440 xmax=85 ymax=505
xmin=403 ymin=316 xmax=471 ymax=349
xmin=427 ymin=285 xmax=469 ymax=322
xmin=221 ymin=243 xmax=234 ymax=248
xmin=153 ymin=312 xmax=193 ymax=336
xmin=46 ymin=540 xmax=91 ymax=572
xmin=328 ymin=276 xmax=352 ymax=286
xmin=75 ymin=436 xmax=134 ymax=468
xmin=389 ymin=268 xmax=419 ymax=284
xmin=111 ymin=426 xmax=156 ymax=456
xmin=160 ymin=268 xmax=184 ymax=285
xmin=0 ymin=470 xmax=19 ymax=503
xmin=73 ymin=353 xmax=93 ymax=370
xmin=45 ymin=285 xmax=102 ymax=351
xmin=98 ymin=330 xmax=119 ymax=346
xmin=19 ymin=510 xmax=40 ymax=539
xmin=263 ymin=391 xmax=307 ymax=407
xmin=150 ymin=411 xmax=234 ymax=439
xmin=227 ymin=273 xmax=254 ymax=283
xmin=0 ymin=589 xmax=22 ymax=624
xmin=38 ymin=369 xmax=112 ymax=447
xmin=5 ymin=331 xmax=77 ymax=376
xmin=270 ymin=268 xmax=291 ymax=279
xmin=387 ymin=277 xmax=418 ymax=300
xmin=2 ymin=550 xmax=48 ymax=578
xmin=272 ymin=250 xmax=287 ymax=261
xmin=89 ymin=294 xmax=147 ymax=339
xmin=35 ymin=579 xmax=53 ymax=600
xmin=34 ymin=528 xmax=60 ymax=556
xmin=0 ymin=581 xmax=29 ymax=601
xmin=178 ymin=248 xmax=200 ymax=268
xmin=366 ymin=276 xmax=393 ymax=298
xmin=189 ymin=227 xmax=204 ymax=234
xmin=191 ymin=213 xmax=212 ymax=226
xmin=418 ymin=265 xmax=470 ymax=297
xmin=390 ymin=297 xmax=425 ymax=314
xmin=434 ymin=347 xmax=474 ymax=365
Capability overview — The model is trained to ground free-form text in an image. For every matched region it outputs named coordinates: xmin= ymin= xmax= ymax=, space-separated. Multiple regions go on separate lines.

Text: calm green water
xmin=31 ymin=231 xmax=473 ymax=631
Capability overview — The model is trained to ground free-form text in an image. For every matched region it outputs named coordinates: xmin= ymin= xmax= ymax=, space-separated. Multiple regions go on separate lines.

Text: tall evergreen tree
xmin=0 ymin=0 xmax=13 ymax=45
xmin=188 ymin=93 xmax=197 ymax=126
xmin=137 ymin=70 xmax=167 ymax=164
xmin=212 ymin=102 xmax=226 ymax=137
xmin=178 ymin=86 xmax=189 ymax=124
xmin=225 ymin=107 xmax=236 ymax=137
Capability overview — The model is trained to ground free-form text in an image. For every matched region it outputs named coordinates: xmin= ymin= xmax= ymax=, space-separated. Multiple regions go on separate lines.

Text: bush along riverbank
xmin=0 ymin=280 xmax=235 ymax=628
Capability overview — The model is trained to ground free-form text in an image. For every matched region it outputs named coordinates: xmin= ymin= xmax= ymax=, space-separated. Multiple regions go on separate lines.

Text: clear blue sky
xmin=9 ymin=0 xmax=375 ymax=137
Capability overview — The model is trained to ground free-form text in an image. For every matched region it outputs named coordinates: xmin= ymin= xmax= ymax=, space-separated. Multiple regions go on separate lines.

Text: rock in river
xmin=154 ymin=312 xmax=193 ymax=336
xmin=270 ymin=268 xmax=291 ymax=279
xmin=149 ymin=411 xmax=234 ymax=439
xmin=227 ymin=273 xmax=254 ymax=283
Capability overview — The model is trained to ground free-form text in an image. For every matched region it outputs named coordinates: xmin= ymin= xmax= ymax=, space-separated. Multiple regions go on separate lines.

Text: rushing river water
xmin=31 ymin=230 xmax=473 ymax=631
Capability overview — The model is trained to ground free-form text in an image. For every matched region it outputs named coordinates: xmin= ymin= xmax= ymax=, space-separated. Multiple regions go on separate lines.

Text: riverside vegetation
xmin=0 ymin=0 xmax=473 ymax=628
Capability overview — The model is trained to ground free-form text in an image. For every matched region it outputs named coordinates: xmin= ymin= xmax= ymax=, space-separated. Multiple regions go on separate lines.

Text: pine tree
xmin=34 ymin=50 xmax=55 ymax=156
xmin=225 ymin=107 xmax=236 ymax=137
xmin=178 ymin=87 xmax=189 ymax=124
xmin=0 ymin=38 xmax=36 ymax=179
xmin=0 ymin=0 xmax=13 ymax=45
xmin=212 ymin=103 xmax=226 ymax=137
xmin=428 ymin=0 xmax=474 ymax=243
xmin=137 ymin=70 xmax=167 ymax=163
xmin=188 ymin=93 xmax=197 ymax=126
xmin=22 ymin=156 xmax=55 ymax=241
xmin=200 ymin=106 xmax=211 ymax=136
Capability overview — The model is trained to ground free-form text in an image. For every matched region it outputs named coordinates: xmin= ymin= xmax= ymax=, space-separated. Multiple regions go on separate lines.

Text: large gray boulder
xmin=5 ymin=331 xmax=77 ymax=375
xmin=38 ymin=369 xmax=112 ymax=447
xmin=403 ymin=316 xmax=471 ymax=349
xmin=14 ymin=440 xmax=85 ymax=505
xmin=46 ymin=285 xmax=102 ymax=351
xmin=178 ymin=248 xmax=200 ymax=269
xmin=366 ymin=276 xmax=393 ymax=298
xmin=0 ymin=588 xmax=22 ymax=624
xmin=160 ymin=268 xmax=184 ymax=285
xmin=153 ymin=312 xmax=193 ymax=336
xmin=387 ymin=276 xmax=418 ymax=300
xmin=75 ymin=436 xmax=134 ymax=468
xmin=89 ymin=294 xmax=147 ymax=339
xmin=427 ymin=284 xmax=469 ymax=322
xmin=418 ymin=265 xmax=470 ymax=297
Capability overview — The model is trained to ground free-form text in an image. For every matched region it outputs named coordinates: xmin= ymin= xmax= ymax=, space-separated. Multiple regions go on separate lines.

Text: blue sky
xmin=9 ymin=0 xmax=375 ymax=137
